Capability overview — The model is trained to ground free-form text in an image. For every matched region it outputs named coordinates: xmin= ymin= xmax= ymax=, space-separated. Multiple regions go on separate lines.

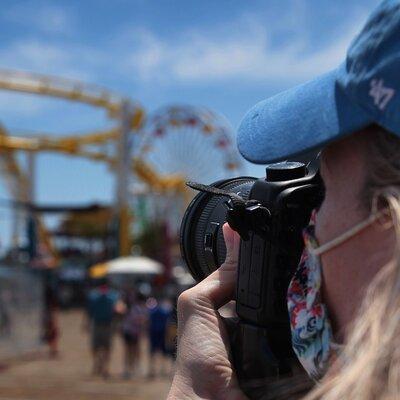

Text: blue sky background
xmin=0 ymin=0 xmax=381 ymax=250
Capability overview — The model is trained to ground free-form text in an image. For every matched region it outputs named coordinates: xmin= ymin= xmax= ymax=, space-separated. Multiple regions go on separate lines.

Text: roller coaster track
xmin=0 ymin=128 xmax=185 ymax=192
xmin=0 ymin=69 xmax=187 ymax=257
xmin=0 ymin=126 xmax=183 ymax=258
xmin=0 ymin=124 xmax=56 ymax=255
xmin=0 ymin=69 xmax=129 ymax=115
xmin=0 ymin=69 xmax=184 ymax=190
xmin=0 ymin=69 xmax=141 ymax=257
xmin=0 ymin=125 xmax=29 ymax=202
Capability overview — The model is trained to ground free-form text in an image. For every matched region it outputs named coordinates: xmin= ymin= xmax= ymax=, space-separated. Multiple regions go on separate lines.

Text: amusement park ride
xmin=0 ymin=69 xmax=243 ymax=261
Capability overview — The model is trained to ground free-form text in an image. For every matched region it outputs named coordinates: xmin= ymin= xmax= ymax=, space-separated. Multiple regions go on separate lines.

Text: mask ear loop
xmin=372 ymin=190 xmax=396 ymax=230
xmin=311 ymin=207 xmax=390 ymax=257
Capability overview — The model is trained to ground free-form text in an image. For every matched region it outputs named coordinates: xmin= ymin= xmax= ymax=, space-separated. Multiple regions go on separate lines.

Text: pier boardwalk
xmin=0 ymin=310 xmax=171 ymax=400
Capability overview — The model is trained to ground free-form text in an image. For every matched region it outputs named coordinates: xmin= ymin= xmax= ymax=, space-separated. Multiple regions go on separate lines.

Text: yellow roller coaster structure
xmin=0 ymin=69 xmax=186 ymax=258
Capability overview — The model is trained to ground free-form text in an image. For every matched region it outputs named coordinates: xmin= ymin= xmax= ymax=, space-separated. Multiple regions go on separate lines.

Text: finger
xmin=189 ymin=224 xmax=241 ymax=308
xmin=223 ymin=223 xmax=241 ymax=266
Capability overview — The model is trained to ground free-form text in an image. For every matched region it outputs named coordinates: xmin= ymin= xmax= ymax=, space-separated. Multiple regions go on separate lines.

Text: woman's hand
xmin=168 ymin=224 xmax=247 ymax=400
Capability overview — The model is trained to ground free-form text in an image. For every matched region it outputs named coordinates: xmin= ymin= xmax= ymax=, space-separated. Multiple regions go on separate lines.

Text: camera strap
xmin=187 ymin=181 xmax=247 ymax=206
xmin=187 ymin=181 xmax=270 ymax=240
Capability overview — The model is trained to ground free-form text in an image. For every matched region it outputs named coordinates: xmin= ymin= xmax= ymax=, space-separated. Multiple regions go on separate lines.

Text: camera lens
xmin=180 ymin=177 xmax=256 ymax=282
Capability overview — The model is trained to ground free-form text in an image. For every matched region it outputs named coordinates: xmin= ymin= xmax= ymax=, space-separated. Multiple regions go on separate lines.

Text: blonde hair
xmin=304 ymin=126 xmax=400 ymax=400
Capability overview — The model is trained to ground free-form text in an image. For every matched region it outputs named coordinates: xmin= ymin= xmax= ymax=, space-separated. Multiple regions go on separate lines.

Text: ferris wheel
xmin=136 ymin=105 xmax=245 ymax=186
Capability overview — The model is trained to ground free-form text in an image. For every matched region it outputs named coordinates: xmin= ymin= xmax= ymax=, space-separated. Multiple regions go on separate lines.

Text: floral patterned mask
xmin=287 ymin=210 xmax=384 ymax=380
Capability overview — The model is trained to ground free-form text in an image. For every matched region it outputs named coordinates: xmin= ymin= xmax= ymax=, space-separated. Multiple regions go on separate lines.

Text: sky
xmin=0 ymin=0 xmax=381 ymax=249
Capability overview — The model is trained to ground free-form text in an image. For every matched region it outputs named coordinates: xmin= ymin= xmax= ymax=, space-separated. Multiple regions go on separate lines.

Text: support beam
xmin=116 ymin=101 xmax=133 ymax=256
xmin=27 ymin=152 xmax=37 ymax=259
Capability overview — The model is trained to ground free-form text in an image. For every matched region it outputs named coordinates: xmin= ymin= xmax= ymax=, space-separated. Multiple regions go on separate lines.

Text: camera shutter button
xmin=265 ymin=161 xmax=306 ymax=182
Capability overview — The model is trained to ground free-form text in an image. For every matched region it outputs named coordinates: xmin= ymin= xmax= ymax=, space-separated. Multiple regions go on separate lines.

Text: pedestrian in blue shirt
xmin=86 ymin=280 xmax=125 ymax=378
xmin=147 ymin=297 xmax=173 ymax=378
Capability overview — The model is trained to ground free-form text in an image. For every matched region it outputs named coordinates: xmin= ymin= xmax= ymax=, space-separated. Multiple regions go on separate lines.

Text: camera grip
xmin=224 ymin=318 xmax=299 ymax=400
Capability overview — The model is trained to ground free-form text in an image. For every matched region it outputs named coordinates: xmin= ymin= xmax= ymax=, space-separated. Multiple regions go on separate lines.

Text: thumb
xmin=222 ymin=223 xmax=241 ymax=266
xmin=183 ymin=223 xmax=241 ymax=309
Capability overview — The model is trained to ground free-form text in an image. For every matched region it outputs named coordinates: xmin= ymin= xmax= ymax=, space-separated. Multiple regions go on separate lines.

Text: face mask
xmin=287 ymin=210 xmax=385 ymax=380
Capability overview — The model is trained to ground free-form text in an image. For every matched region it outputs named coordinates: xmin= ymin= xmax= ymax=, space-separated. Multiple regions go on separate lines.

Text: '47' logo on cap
xmin=369 ymin=79 xmax=395 ymax=111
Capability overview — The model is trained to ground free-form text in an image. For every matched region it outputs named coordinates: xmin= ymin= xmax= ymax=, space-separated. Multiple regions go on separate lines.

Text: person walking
xmin=86 ymin=279 xmax=124 ymax=379
xmin=42 ymin=271 xmax=59 ymax=359
xmin=121 ymin=291 xmax=148 ymax=379
xmin=147 ymin=297 xmax=172 ymax=378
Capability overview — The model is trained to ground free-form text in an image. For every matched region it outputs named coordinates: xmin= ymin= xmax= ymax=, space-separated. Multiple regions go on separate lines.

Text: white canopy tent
xmin=106 ymin=256 xmax=163 ymax=275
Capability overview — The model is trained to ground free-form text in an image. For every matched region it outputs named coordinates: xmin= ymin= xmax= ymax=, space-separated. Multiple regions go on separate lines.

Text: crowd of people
xmin=85 ymin=279 xmax=176 ymax=380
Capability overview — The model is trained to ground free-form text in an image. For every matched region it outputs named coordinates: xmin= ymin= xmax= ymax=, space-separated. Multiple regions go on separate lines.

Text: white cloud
xmin=124 ymin=9 xmax=368 ymax=84
xmin=0 ymin=39 xmax=107 ymax=117
xmin=0 ymin=39 xmax=103 ymax=82
xmin=0 ymin=3 xmax=371 ymax=101
xmin=3 ymin=3 xmax=74 ymax=35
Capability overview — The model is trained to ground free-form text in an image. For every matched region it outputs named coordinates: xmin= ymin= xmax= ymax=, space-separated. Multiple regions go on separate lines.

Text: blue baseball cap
xmin=237 ymin=0 xmax=400 ymax=164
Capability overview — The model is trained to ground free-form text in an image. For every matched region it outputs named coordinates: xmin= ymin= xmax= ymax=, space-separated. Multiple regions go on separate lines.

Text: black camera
xmin=180 ymin=161 xmax=323 ymax=399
